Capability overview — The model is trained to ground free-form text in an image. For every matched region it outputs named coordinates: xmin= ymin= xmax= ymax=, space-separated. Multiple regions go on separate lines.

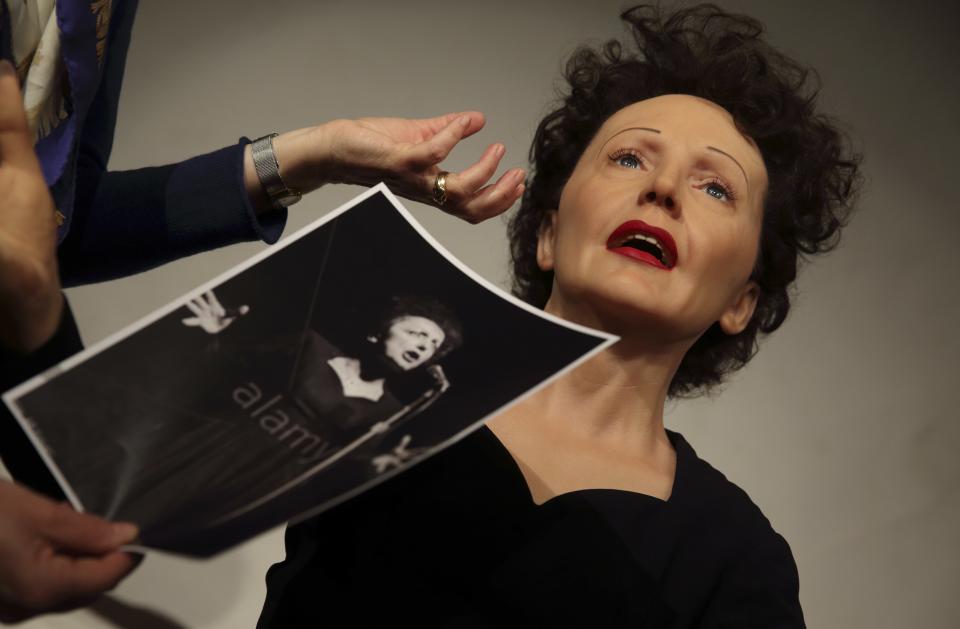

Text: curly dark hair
xmin=508 ymin=3 xmax=862 ymax=397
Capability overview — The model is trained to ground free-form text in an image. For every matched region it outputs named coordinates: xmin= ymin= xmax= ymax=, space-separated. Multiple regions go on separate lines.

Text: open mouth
xmin=606 ymin=220 xmax=678 ymax=270
xmin=402 ymin=350 xmax=420 ymax=364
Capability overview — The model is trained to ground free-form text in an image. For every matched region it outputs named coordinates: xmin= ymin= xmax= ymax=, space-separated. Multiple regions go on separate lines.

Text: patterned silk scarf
xmin=2 ymin=0 xmax=113 ymax=232
xmin=8 ymin=0 xmax=67 ymax=142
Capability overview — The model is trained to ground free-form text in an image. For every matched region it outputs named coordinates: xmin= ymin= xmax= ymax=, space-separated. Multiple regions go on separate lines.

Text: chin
xmin=550 ymin=281 xmax=696 ymax=343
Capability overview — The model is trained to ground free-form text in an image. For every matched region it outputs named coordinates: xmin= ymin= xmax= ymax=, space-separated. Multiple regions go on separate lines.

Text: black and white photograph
xmin=3 ymin=186 xmax=615 ymax=556
xmin=1 ymin=0 xmax=956 ymax=626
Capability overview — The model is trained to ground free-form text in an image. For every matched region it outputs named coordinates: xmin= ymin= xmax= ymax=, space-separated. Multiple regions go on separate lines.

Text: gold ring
xmin=432 ymin=171 xmax=449 ymax=206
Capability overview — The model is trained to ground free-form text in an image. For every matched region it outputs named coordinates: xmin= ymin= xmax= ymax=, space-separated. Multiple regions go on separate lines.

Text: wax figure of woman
xmin=258 ymin=5 xmax=861 ymax=627
xmin=0 ymin=0 xmax=522 ymax=498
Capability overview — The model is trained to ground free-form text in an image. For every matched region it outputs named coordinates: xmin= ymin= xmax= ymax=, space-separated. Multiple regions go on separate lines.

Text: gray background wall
xmin=10 ymin=0 xmax=959 ymax=627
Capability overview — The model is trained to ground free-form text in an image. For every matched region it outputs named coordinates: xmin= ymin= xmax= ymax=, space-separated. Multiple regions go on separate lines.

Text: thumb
xmin=40 ymin=502 xmax=139 ymax=555
xmin=0 ymin=59 xmax=38 ymax=169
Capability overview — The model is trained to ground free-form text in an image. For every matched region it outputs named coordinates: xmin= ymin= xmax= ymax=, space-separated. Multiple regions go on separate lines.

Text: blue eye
xmin=705 ymin=183 xmax=728 ymax=200
xmin=704 ymin=178 xmax=736 ymax=203
xmin=609 ymin=150 xmax=643 ymax=169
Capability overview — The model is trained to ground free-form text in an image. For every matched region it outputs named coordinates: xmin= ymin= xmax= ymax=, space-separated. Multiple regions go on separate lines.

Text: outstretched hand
xmin=181 ymin=290 xmax=248 ymax=334
xmin=268 ymin=111 xmax=526 ymax=224
xmin=371 ymin=434 xmax=427 ymax=474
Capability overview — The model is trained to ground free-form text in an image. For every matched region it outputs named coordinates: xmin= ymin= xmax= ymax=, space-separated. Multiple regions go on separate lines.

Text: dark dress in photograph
xmin=10 ymin=325 xmax=406 ymax=551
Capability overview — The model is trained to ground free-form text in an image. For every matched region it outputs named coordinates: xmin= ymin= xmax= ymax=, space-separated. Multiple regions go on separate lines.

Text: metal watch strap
xmin=250 ymin=133 xmax=302 ymax=209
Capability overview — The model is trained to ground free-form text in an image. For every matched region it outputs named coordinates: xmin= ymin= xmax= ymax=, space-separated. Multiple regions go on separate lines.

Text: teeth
xmin=623 ymin=233 xmax=666 ymax=261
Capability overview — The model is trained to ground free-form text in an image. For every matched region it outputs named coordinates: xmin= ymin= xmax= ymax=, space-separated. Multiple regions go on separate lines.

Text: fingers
xmin=407 ymin=115 xmax=472 ymax=169
xmin=184 ymin=298 xmax=205 ymax=318
xmin=204 ymin=291 xmax=225 ymax=317
xmin=451 ymin=167 xmax=526 ymax=223
xmin=0 ymin=483 xmax=140 ymax=619
xmin=0 ymin=60 xmax=36 ymax=169
xmin=181 ymin=317 xmax=202 ymax=327
xmin=453 ymin=143 xmax=505 ymax=195
xmin=418 ymin=138 xmax=525 ymax=222
xmin=378 ymin=110 xmax=523 ymax=223
xmin=40 ymin=501 xmax=138 ymax=555
xmin=29 ymin=552 xmax=140 ymax=612
xmin=418 ymin=111 xmax=485 ymax=141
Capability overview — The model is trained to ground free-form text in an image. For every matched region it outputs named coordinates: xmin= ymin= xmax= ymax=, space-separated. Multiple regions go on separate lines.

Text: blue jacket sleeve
xmin=58 ymin=141 xmax=287 ymax=286
xmin=56 ymin=0 xmax=286 ymax=286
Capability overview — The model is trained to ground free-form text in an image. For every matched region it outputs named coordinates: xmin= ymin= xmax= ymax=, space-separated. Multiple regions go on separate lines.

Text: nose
xmin=643 ymin=188 xmax=675 ymax=210
xmin=640 ymin=165 xmax=679 ymax=212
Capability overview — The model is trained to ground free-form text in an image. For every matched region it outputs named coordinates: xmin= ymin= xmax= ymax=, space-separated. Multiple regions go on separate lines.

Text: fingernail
xmin=0 ymin=60 xmax=14 ymax=78
xmin=494 ymin=144 xmax=505 ymax=157
xmin=112 ymin=522 xmax=139 ymax=543
xmin=514 ymin=169 xmax=526 ymax=181
xmin=459 ymin=115 xmax=471 ymax=127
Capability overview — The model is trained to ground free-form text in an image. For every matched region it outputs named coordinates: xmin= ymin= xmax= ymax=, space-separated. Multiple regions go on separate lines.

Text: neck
xmin=523 ymin=295 xmax=694 ymax=455
xmin=329 ymin=356 xmax=386 ymax=402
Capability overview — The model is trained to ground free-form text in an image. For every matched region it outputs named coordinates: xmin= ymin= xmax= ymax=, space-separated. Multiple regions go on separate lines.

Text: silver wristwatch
xmin=250 ymin=133 xmax=302 ymax=209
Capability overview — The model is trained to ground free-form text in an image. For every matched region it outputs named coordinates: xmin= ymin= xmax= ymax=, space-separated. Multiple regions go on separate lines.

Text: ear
xmin=718 ymin=281 xmax=760 ymax=335
xmin=535 ymin=211 xmax=559 ymax=272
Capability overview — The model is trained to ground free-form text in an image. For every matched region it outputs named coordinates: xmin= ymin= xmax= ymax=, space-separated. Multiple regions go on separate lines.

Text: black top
xmin=0 ymin=302 xmax=84 ymax=500
xmin=258 ymin=424 xmax=805 ymax=628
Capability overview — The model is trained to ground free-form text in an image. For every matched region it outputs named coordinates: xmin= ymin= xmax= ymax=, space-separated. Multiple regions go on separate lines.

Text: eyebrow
xmin=594 ymin=127 xmax=660 ymax=161
xmin=598 ymin=127 xmax=750 ymax=189
xmin=410 ymin=328 xmax=442 ymax=344
xmin=707 ymin=146 xmax=749 ymax=189
xmin=598 ymin=126 xmax=660 ymax=150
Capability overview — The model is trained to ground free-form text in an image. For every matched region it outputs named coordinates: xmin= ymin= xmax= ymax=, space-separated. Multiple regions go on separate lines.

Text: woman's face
xmin=539 ymin=94 xmax=768 ymax=344
xmin=382 ymin=315 xmax=446 ymax=371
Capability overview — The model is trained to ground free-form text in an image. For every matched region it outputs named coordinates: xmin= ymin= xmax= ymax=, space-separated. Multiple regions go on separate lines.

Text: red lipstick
xmin=606 ymin=220 xmax=678 ymax=270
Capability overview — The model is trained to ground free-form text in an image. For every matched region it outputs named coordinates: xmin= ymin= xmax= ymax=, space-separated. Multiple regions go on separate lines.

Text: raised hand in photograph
xmin=181 ymin=291 xmax=249 ymax=334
